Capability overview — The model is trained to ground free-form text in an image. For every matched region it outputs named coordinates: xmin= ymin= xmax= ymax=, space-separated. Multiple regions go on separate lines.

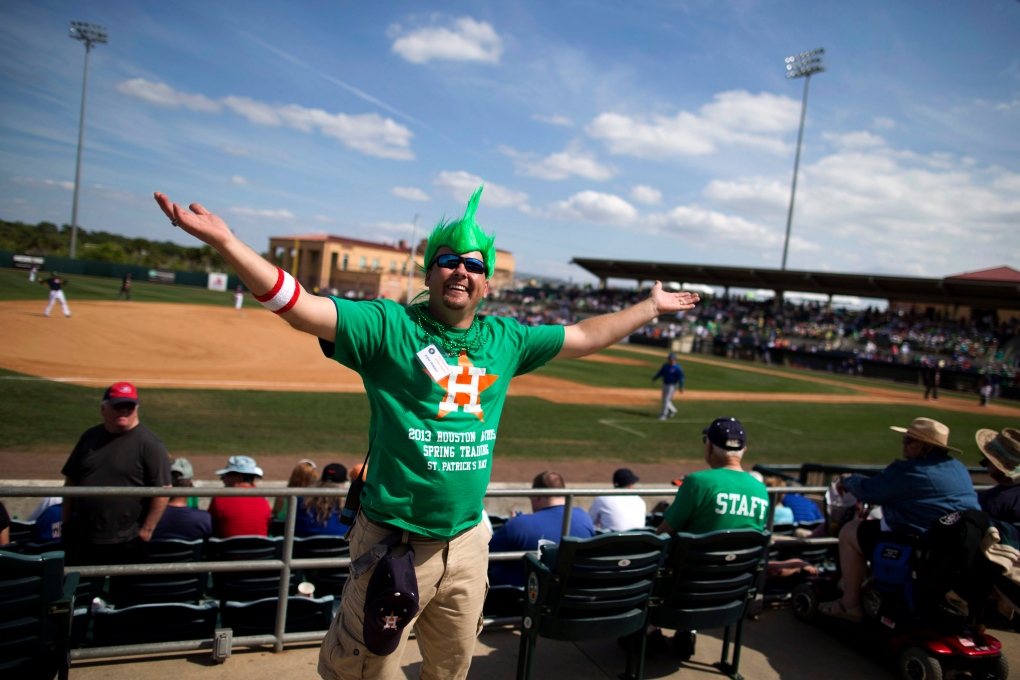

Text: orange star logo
xmin=381 ymin=611 xmax=402 ymax=630
xmin=434 ymin=351 xmax=499 ymax=420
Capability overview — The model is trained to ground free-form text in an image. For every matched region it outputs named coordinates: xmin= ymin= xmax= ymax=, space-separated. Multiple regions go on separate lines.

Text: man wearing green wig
xmin=154 ymin=187 xmax=699 ymax=679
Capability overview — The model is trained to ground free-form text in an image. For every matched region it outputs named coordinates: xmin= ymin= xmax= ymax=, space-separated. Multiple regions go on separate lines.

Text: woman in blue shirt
xmin=295 ymin=463 xmax=349 ymax=537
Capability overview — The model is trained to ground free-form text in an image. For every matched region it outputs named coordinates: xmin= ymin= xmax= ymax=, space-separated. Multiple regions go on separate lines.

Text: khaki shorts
xmin=318 ymin=512 xmax=491 ymax=680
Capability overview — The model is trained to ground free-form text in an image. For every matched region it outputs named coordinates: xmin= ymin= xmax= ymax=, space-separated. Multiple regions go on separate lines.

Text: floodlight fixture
xmin=780 ymin=48 xmax=825 ymax=271
xmin=67 ymin=21 xmax=108 ymax=260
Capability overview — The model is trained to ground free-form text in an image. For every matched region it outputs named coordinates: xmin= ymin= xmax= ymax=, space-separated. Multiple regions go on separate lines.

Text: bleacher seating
xmin=0 ymin=550 xmax=79 ymax=680
xmin=292 ymin=535 xmax=349 ymax=597
xmin=517 ymin=532 xmax=670 ymax=680
xmin=207 ymin=535 xmax=294 ymax=602
xmin=649 ymin=529 xmax=770 ymax=679
xmin=221 ymin=595 xmax=334 ymax=636
xmin=92 ymin=601 xmax=219 ymax=646
xmin=108 ymin=538 xmax=206 ymax=607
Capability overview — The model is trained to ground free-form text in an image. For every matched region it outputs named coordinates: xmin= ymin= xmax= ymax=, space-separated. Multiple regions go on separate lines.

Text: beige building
xmin=267 ymin=234 xmax=515 ymax=303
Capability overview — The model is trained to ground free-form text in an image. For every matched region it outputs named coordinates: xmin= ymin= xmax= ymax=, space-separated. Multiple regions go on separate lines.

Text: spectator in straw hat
xmin=820 ymin=417 xmax=979 ymax=622
xmin=209 ymin=455 xmax=271 ymax=538
xmin=975 ymin=428 xmax=1020 ymax=524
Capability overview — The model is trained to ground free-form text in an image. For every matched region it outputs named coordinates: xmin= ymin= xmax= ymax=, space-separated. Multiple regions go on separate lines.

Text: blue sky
xmin=2 ymin=0 xmax=1018 ymax=285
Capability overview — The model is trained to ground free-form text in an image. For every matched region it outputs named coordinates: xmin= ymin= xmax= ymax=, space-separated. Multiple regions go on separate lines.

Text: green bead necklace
xmin=411 ymin=302 xmax=489 ymax=356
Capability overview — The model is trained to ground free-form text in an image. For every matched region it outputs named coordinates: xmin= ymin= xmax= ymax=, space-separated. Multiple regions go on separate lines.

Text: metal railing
xmin=1 ymin=482 xmax=986 ymax=662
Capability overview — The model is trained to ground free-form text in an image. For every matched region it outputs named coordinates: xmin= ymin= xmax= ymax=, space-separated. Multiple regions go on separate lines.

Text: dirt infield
xmin=1 ymin=299 xmax=1016 ymax=481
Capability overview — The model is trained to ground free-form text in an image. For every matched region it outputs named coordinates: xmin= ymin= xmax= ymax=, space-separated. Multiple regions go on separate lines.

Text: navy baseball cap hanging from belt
xmin=363 ymin=544 xmax=419 ymax=655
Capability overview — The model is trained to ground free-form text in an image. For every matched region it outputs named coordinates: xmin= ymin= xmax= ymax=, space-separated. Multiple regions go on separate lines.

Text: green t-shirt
xmin=321 ymin=298 xmax=564 ymax=539
xmin=662 ymin=468 xmax=770 ymax=534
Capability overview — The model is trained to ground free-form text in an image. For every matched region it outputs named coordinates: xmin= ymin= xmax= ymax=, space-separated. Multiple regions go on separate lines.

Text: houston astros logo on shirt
xmin=433 ymin=350 xmax=498 ymax=420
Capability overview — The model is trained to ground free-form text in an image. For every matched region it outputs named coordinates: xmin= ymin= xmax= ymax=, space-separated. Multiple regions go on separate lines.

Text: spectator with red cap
xmin=296 ymin=463 xmax=350 ymax=537
xmin=61 ymin=382 xmax=171 ymax=566
xmin=208 ymin=455 xmax=272 ymax=538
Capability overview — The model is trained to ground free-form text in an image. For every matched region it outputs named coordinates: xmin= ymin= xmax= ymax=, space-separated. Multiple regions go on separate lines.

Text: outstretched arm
xmin=556 ymin=282 xmax=699 ymax=360
xmin=154 ymin=192 xmax=337 ymax=340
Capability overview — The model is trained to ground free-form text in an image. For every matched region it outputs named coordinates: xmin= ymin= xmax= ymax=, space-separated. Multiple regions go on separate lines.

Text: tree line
xmin=0 ymin=218 xmax=236 ymax=273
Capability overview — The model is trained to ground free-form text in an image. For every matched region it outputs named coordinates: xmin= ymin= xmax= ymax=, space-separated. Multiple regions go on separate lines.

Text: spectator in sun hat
xmin=60 ymin=381 xmax=171 ymax=566
xmin=587 ymin=468 xmax=647 ymax=531
xmin=208 ymin=455 xmax=271 ymax=538
xmin=153 ymin=457 xmax=212 ymax=541
xmin=296 ymin=463 xmax=350 ymax=538
xmin=820 ymin=417 xmax=979 ymax=623
xmin=975 ymin=428 xmax=1020 ymax=524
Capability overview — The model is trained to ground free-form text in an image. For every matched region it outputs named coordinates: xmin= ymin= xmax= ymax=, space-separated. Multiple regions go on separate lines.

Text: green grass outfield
xmin=0 ymin=368 xmax=1014 ymax=464
xmin=537 ymin=347 xmax=856 ymax=394
xmin=0 ymin=267 xmax=236 ymax=306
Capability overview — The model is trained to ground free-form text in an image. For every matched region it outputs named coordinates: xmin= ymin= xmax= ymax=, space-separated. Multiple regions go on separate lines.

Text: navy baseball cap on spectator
xmin=703 ymin=417 xmax=747 ymax=451
xmin=215 ymin=455 xmax=264 ymax=477
xmin=104 ymin=382 xmax=139 ymax=405
xmin=668 ymin=353 xmax=677 ymax=360
xmin=613 ymin=468 xmax=639 ymax=487
xmin=322 ymin=463 xmax=347 ymax=483
xmin=363 ymin=547 xmax=419 ymax=655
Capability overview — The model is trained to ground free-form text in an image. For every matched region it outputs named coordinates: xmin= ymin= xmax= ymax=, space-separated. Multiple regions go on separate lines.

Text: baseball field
xmin=2 ymin=267 xmax=1017 ymax=484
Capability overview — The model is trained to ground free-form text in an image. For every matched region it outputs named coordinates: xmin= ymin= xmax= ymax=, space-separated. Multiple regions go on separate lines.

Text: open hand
xmin=153 ymin=192 xmax=233 ymax=249
xmin=649 ymin=281 xmax=700 ymax=315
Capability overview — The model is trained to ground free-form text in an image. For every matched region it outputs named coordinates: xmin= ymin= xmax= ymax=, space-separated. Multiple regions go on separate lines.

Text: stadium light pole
xmin=68 ymin=21 xmax=108 ymax=260
xmin=780 ymin=48 xmax=825 ymax=271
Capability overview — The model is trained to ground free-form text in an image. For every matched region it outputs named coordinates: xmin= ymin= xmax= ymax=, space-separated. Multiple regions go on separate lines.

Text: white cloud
xmin=391 ymin=186 xmax=431 ymax=202
xmin=694 ymin=139 xmax=1020 ymax=273
xmin=630 ymin=185 xmax=662 ymax=205
xmin=995 ymin=99 xmax=1020 ymax=111
xmin=532 ymin=114 xmax=574 ymax=127
xmin=390 ymin=17 xmax=502 ymax=64
xmin=586 ymin=90 xmax=800 ymax=159
xmin=231 ymin=176 xmax=248 ymax=186
xmin=222 ymin=96 xmax=282 ymax=126
xmin=311 ymin=215 xmax=332 ymax=223
xmin=222 ymin=146 xmax=249 ymax=156
xmin=547 ymin=191 xmax=638 ymax=225
xmin=115 ymin=78 xmax=222 ymax=113
xmin=872 ymin=116 xmax=896 ymax=130
xmin=12 ymin=177 xmax=74 ymax=191
xmin=118 ymin=79 xmax=414 ymax=160
xmin=356 ymin=221 xmax=417 ymax=238
xmin=823 ymin=131 xmax=886 ymax=149
xmin=227 ymin=207 xmax=296 ymax=220
xmin=644 ymin=205 xmax=784 ymax=245
xmin=515 ymin=147 xmax=615 ymax=181
xmin=434 ymin=171 xmax=530 ymax=209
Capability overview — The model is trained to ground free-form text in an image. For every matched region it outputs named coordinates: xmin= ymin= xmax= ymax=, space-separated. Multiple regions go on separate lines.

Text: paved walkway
xmin=68 ymin=607 xmax=1019 ymax=679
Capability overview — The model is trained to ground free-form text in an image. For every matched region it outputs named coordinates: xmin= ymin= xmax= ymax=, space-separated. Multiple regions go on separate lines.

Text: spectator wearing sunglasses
xmin=60 ymin=382 xmax=171 ymax=566
xmin=153 ymin=185 xmax=701 ymax=680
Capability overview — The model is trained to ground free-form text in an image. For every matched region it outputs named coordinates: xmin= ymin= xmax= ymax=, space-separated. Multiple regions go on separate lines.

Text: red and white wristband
xmin=253 ymin=267 xmax=301 ymax=314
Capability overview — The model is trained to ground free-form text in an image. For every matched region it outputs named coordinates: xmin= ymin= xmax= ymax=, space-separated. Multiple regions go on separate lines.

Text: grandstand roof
xmin=570 ymin=258 xmax=1020 ymax=310
xmin=946 ymin=266 xmax=1020 ymax=282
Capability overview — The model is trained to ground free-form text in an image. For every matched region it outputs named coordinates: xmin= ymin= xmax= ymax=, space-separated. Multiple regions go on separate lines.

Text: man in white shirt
xmin=587 ymin=469 xmax=648 ymax=531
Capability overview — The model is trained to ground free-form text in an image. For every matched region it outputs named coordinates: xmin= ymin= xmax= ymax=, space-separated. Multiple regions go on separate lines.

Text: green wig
xmin=421 ymin=186 xmax=496 ymax=279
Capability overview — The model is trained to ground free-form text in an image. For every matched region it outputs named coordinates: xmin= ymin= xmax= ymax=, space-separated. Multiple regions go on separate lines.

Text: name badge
xmin=416 ymin=344 xmax=452 ymax=381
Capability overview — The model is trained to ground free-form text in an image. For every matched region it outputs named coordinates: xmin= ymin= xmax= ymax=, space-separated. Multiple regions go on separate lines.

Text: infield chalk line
xmin=598 ymin=418 xmax=705 ymax=437
xmin=739 ymin=418 xmax=804 ymax=435
xmin=598 ymin=417 xmax=802 ymax=437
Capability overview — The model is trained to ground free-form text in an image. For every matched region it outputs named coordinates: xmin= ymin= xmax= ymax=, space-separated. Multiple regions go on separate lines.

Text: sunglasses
xmin=432 ymin=253 xmax=486 ymax=275
xmin=111 ymin=402 xmax=137 ymax=412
